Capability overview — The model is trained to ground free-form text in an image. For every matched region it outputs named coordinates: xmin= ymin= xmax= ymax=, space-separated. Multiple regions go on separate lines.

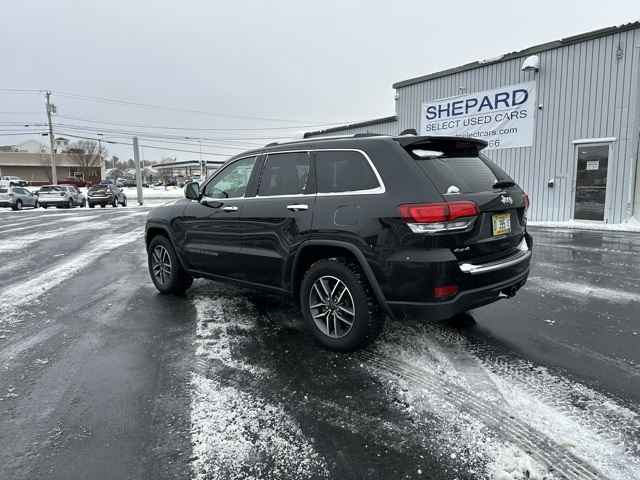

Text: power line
xmin=53 ymin=91 xmax=309 ymax=123
xmin=52 ymin=123 xmax=293 ymax=142
xmin=54 ymin=114 xmax=347 ymax=132
xmin=57 ymin=132 xmax=238 ymax=157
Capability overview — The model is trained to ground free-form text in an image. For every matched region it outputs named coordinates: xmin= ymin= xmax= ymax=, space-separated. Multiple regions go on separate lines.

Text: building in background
xmin=0 ymin=149 xmax=105 ymax=185
xmin=305 ymin=22 xmax=640 ymax=224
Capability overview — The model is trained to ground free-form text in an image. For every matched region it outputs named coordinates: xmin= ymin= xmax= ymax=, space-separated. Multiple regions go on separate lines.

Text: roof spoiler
xmin=395 ymin=135 xmax=488 ymax=152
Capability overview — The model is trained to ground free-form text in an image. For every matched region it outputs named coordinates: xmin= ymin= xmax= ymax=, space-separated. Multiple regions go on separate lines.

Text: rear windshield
xmin=414 ymin=155 xmax=500 ymax=194
xmin=39 ymin=186 xmax=63 ymax=193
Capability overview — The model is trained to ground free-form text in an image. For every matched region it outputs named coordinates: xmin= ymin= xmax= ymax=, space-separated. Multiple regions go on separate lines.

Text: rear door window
xmin=258 ymin=152 xmax=311 ymax=196
xmin=313 ymin=150 xmax=380 ymax=193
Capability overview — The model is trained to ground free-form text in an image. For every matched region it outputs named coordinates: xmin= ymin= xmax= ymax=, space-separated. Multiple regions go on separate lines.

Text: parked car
xmin=87 ymin=184 xmax=127 ymax=208
xmin=0 ymin=175 xmax=29 ymax=187
xmin=37 ymin=185 xmax=86 ymax=209
xmin=0 ymin=182 xmax=38 ymax=210
xmin=145 ymin=135 xmax=532 ymax=351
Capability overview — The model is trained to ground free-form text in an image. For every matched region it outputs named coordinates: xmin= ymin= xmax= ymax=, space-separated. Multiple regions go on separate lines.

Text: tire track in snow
xmin=359 ymin=350 xmax=604 ymax=480
xmin=0 ymin=220 xmax=114 ymax=253
xmin=0 ymin=228 xmax=144 ymax=322
xmin=361 ymin=320 xmax=640 ymax=480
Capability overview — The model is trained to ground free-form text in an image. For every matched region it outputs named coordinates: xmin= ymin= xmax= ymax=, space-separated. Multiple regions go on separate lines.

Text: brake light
xmin=399 ymin=201 xmax=479 ymax=233
xmin=523 ymin=193 xmax=530 ymax=210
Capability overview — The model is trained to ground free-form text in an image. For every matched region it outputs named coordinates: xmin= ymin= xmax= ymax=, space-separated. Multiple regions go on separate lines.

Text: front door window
xmin=574 ymin=144 xmax=609 ymax=221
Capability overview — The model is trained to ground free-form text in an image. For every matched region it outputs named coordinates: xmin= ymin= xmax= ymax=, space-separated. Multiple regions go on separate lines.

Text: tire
xmin=67 ymin=199 xmax=73 ymax=209
xmin=121 ymin=197 xmax=127 ymax=207
xmin=34 ymin=201 xmax=39 ymax=209
xmin=112 ymin=198 xmax=118 ymax=208
xmin=300 ymin=258 xmax=384 ymax=351
xmin=147 ymin=235 xmax=193 ymax=294
xmin=100 ymin=204 xmax=106 ymax=208
xmin=81 ymin=199 xmax=86 ymax=208
xmin=89 ymin=203 xmax=94 ymax=208
xmin=15 ymin=200 xmax=23 ymax=211
xmin=42 ymin=204 xmax=48 ymax=209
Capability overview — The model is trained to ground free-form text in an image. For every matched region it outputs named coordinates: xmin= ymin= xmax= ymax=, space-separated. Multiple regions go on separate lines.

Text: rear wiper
xmin=493 ymin=180 xmax=516 ymax=189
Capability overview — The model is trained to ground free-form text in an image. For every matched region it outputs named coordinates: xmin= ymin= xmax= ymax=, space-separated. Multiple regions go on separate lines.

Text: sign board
xmin=420 ymin=81 xmax=536 ymax=150
xmin=586 ymin=160 xmax=599 ymax=171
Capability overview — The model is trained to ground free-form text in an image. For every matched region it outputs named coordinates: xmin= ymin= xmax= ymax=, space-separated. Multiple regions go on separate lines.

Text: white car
xmin=37 ymin=185 xmax=86 ymax=209
xmin=0 ymin=182 xmax=39 ymax=210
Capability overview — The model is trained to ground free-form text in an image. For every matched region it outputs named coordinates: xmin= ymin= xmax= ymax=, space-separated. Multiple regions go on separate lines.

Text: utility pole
xmin=133 ymin=136 xmax=143 ymax=206
xmin=45 ymin=91 xmax=57 ymax=184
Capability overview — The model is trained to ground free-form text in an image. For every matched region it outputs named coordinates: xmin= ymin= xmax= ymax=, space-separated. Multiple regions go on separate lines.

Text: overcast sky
xmin=1 ymin=0 xmax=639 ymax=162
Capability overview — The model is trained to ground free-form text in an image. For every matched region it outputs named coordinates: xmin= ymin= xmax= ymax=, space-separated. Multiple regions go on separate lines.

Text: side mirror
xmin=184 ymin=181 xmax=200 ymax=200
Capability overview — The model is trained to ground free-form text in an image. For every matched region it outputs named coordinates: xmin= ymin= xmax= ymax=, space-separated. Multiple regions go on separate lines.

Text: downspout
xmin=628 ymin=43 xmax=640 ymax=221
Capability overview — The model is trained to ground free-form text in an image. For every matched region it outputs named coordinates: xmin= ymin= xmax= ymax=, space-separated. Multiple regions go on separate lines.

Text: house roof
xmin=393 ymin=21 xmax=640 ymax=89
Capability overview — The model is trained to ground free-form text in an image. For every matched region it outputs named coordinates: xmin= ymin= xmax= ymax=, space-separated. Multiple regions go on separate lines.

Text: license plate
xmin=492 ymin=213 xmax=511 ymax=236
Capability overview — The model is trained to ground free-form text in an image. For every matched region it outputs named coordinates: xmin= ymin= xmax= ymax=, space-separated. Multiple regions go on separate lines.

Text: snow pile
xmin=487 ymin=446 xmax=549 ymax=480
xmin=190 ymin=295 xmax=328 ymax=480
xmin=527 ymin=276 xmax=640 ymax=303
xmin=528 ymin=220 xmax=640 ymax=233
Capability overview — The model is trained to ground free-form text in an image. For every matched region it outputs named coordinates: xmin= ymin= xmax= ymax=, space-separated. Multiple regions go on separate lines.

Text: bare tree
xmin=66 ymin=140 xmax=107 ymax=182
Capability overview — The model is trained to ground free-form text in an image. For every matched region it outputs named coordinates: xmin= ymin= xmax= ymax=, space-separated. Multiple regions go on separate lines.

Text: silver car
xmin=0 ymin=184 xmax=39 ymax=210
xmin=37 ymin=185 xmax=86 ymax=209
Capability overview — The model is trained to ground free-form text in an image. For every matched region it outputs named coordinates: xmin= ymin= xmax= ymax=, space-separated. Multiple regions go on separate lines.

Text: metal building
xmin=305 ymin=22 xmax=640 ymax=224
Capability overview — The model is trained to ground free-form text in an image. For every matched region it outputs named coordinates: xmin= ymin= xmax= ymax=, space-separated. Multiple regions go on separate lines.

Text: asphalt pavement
xmin=0 ymin=206 xmax=639 ymax=480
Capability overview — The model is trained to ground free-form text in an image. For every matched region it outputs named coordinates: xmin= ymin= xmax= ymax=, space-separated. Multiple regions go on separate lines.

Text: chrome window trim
xmin=259 ymin=148 xmax=386 ymax=197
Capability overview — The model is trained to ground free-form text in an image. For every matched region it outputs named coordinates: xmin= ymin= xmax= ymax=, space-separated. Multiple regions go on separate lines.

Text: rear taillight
xmin=523 ymin=193 xmax=530 ymax=210
xmin=399 ymin=201 xmax=479 ymax=233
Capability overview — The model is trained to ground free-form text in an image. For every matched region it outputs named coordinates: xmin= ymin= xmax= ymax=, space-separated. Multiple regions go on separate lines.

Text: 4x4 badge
xmin=500 ymin=195 xmax=514 ymax=205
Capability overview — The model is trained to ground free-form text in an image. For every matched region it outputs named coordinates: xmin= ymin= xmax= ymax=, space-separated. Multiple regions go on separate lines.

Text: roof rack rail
xmin=264 ymin=132 xmax=386 ymax=148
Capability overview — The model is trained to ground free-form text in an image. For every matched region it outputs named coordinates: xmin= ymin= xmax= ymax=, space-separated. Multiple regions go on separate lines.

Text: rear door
xmin=241 ymin=151 xmax=315 ymax=287
xmin=406 ymin=140 xmax=527 ymax=263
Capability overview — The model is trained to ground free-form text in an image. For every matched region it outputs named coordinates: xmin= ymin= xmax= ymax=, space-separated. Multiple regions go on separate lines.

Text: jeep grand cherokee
xmin=145 ymin=134 xmax=532 ymax=351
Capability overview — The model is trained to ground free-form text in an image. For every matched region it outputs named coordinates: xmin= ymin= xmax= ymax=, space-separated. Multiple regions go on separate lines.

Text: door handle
xmin=222 ymin=205 xmax=238 ymax=212
xmin=287 ymin=204 xmax=309 ymax=212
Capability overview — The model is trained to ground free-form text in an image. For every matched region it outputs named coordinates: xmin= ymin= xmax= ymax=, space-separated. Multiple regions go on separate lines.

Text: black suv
xmin=145 ymin=135 xmax=532 ymax=350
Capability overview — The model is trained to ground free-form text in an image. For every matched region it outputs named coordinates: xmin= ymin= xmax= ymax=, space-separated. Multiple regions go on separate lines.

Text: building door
xmin=574 ymin=144 xmax=609 ymax=221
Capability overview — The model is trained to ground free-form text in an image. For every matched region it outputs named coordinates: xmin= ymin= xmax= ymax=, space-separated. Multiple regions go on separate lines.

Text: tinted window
xmin=414 ymin=155 xmax=499 ymax=194
xmin=39 ymin=186 xmax=62 ymax=193
xmin=259 ymin=152 xmax=310 ymax=196
xmin=313 ymin=151 xmax=379 ymax=193
xmin=204 ymin=156 xmax=256 ymax=199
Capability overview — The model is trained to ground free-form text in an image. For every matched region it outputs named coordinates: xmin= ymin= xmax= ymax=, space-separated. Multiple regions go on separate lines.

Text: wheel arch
xmin=145 ymin=223 xmax=189 ymax=272
xmin=290 ymin=240 xmax=394 ymax=319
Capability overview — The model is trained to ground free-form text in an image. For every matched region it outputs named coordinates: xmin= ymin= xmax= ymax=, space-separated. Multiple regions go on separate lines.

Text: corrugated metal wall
xmin=305 ymin=119 xmax=398 ymax=138
xmin=396 ymin=28 xmax=640 ymax=223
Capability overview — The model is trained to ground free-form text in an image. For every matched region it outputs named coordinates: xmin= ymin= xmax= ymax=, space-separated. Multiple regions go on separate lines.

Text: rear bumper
xmin=39 ymin=197 xmax=68 ymax=204
xmin=0 ymin=201 xmax=14 ymax=207
xmin=387 ymin=268 xmax=529 ymax=320
xmin=88 ymin=196 xmax=113 ymax=204
xmin=382 ymin=233 xmax=532 ymax=320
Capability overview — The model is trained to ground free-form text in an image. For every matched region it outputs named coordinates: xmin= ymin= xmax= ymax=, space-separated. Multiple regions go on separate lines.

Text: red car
xmin=60 ymin=177 xmax=90 ymax=188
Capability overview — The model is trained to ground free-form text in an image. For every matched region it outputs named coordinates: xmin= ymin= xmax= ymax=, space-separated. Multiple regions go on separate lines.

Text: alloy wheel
xmin=151 ymin=245 xmax=172 ymax=285
xmin=308 ymin=275 xmax=355 ymax=338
